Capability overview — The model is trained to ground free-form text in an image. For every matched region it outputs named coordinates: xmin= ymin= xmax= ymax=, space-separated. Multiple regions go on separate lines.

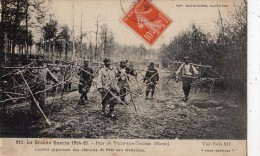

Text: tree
xmin=0 ymin=0 xmax=49 ymax=65
xmin=159 ymin=2 xmax=247 ymax=93
xmin=42 ymin=17 xmax=58 ymax=61
xmin=99 ymin=24 xmax=115 ymax=59
xmin=58 ymin=24 xmax=70 ymax=61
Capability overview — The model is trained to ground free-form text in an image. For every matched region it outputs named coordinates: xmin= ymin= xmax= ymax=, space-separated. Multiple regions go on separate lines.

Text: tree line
xmin=159 ymin=1 xmax=247 ymax=92
xmin=0 ymin=0 xmax=49 ymax=65
xmin=0 ymin=0 xmax=121 ymax=66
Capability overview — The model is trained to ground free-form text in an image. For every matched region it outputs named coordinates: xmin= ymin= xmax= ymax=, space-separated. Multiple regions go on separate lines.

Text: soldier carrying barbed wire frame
xmin=78 ymin=60 xmax=94 ymax=105
xmin=97 ymin=58 xmax=120 ymax=118
xmin=29 ymin=56 xmax=59 ymax=116
xmin=176 ymin=56 xmax=199 ymax=102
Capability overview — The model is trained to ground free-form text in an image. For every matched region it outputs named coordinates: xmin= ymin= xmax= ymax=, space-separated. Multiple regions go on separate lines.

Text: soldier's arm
xmin=176 ymin=63 xmax=184 ymax=76
xmin=90 ymin=68 xmax=94 ymax=80
xmin=88 ymin=69 xmax=94 ymax=86
xmin=156 ymin=70 xmax=159 ymax=82
xmin=96 ymin=69 xmax=103 ymax=89
xmin=191 ymin=65 xmax=199 ymax=75
xmin=115 ymin=68 xmax=121 ymax=78
xmin=143 ymin=71 xmax=149 ymax=82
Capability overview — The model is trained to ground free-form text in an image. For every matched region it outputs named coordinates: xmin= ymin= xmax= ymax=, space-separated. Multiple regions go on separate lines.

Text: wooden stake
xmin=18 ymin=70 xmax=51 ymax=125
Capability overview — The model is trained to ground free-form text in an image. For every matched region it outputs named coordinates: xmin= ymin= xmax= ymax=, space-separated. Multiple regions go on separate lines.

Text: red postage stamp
xmin=122 ymin=0 xmax=172 ymax=45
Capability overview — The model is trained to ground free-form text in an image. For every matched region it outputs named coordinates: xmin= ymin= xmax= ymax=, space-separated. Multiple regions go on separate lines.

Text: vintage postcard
xmin=0 ymin=0 xmax=247 ymax=155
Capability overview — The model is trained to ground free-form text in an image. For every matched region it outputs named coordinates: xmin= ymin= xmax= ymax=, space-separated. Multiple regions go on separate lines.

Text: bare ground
xmin=0 ymin=70 xmax=247 ymax=139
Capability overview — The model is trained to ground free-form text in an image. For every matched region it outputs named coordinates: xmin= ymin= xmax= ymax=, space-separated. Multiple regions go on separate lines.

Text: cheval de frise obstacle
xmin=0 ymin=0 xmax=246 ymax=143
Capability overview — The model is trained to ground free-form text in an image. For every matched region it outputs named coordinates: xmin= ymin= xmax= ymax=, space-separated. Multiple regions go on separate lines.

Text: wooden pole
xmin=2 ymin=66 xmax=47 ymax=69
xmin=18 ymin=70 xmax=51 ymax=125
xmin=1 ymin=80 xmax=7 ymax=125
xmin=125 ymin=73 xmax=138 ymax=114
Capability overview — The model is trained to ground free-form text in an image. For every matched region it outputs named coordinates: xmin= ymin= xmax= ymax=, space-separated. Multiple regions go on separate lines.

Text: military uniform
xmin=30 ymin=64 xmax=59 ymax=112
xmin=31 ymin=57 xmax=59 ymax=111
xmin=97 ymin=58 xmax=119 ymax=117
xmin=143 ymin=62 xmax=159 ymax=99
xmin=176 ymin=57 xmax=198 ymax=102
xmin=63 ymin=65 xmax=72 ymax=92
xmin=78 ymin=62 xmax=94 ymax=104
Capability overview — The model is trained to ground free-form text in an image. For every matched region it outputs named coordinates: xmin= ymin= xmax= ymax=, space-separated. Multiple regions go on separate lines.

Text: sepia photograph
xmin=0 ymin=0 xmax=247 ymax=143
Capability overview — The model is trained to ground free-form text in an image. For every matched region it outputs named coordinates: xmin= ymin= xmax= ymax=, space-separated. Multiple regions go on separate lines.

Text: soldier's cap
xmin=120 ymin=60 xmax=126 ymax=64
xmin=103 ymin=58 xmax=111 ymax=63
xmin=149 ymin=62 xmax=155 ymax=67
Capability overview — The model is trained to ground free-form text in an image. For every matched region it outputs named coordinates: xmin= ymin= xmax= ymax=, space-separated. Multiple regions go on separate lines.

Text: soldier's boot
xmin=84 ymin=93 xmax=88 ymax=101
xmin=79 ymin=95 xmax=84 ymax=104
xmin=151 ymin=90 xmax=155 ymax=99
xmin=182 ymin=96 xmax=188 ymax=102
xmin=109 ymin=106 xmax=115 ymax=118
xmin=101 ymin=105 xmax=106 ymax=115
xmin=145 ymin=90 xmax=149 ymax=100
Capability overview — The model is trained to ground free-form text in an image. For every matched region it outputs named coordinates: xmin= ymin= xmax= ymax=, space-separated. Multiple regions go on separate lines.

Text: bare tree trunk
xmin=52 ymin=39 xmax=55 ymax=62
xmin=65 ymin=41 xmax=68 ymax=61
xmin=12 ymin=1 xmax=21 ymax=57
xmin=80 ymin=13 xmax=83 ymax=58
xmin=94 ymin=15 xmax=100 ymax=61
xmin=0 ymin=0 xmax=6 ymax=65
xmin=95 ymin=23 xmax=98 ymax=61
xmin=48 ymin=40 xmax=51 ymax=61
xmin=25 ymin=1 xmax=29 ymax=58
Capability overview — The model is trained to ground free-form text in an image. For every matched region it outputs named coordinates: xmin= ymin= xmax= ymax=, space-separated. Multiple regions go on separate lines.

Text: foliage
xmin=159 ymin=2 xmax=247 ymax=91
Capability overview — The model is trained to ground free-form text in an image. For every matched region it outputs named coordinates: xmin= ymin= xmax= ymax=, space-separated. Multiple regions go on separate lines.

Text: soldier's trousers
xmin=99 ymin=89 xmax=117 ymax=114
xmin=78 ymin=84 xmax=91 ymax=102
xmin=30 ymin=83 xmax=46 ymax=113
xmin=64 ymin=82 xmax=72 ymax=91
xmin=118 ymin=80 xmax=127 ymax=101
xmin=145 ymin=83 xmax=156 ymax=97
xmin=182 ymin=77 xmax=193 ymax=98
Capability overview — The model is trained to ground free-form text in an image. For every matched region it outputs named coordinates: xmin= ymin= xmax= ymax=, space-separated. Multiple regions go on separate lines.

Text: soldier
xmin=63 ymin=63 xmax=72 ymax=92
xmin=116 ymin=60 xmax=128 ymax=103
xmin=30 ymin=56 xmax=59 ymax=114
xmin=51 ymin=61 xmax=61 ymax=93
xmin=176 ymin=56 xmax=199 ymax=102
xmin=126 ymin=62 xmax=137 ymax=77
xmin=97 ymin=58 xmax=119 ymax=118
xmin=143 ymin=62 xmax=159 ymax=99
xmin=116 ymin=61 xmax=137 ymax=103
xmin=78 ymin=60 xmax=94 ymax=104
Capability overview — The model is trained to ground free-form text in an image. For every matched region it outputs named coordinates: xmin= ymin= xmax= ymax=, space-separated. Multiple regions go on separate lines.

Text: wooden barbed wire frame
xmin=0 ymin=61 xmax=150 ymax=125
xmin=166 ymin=61 xmax=224 ymax=98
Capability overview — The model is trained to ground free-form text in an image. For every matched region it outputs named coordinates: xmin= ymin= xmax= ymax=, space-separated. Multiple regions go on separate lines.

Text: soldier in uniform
xmin=63 ymin=62 xmax=72 ymax=92
xmin=143 ymin=62 xmax=159 ymax=99
xmin=116 ymin=61 xmax=137 ymax=103
xmin=126 ymin=62 xmax=137 ymax=77
xmin=116 ymin=61 xmax=128 ymax=103
xmin=78 ymin=60 xmax=94 ymax=104
xmin=176 ymin=56 xmax=199 ymax=102
xmin=30 ymin=56 xmax=59 ymax=114
xmin=97 ymin=58 xmax=119 ymax=118
xmin=51 ymin=61 xmax=61 ymax=93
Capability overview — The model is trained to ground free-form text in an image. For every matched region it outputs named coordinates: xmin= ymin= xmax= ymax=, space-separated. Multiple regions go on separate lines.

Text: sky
xmin=46 ymin=0 xmax=239 ymax=49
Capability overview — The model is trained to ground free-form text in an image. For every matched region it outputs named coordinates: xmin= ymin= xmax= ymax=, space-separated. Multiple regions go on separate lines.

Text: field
xmin=0 ymin=69 xmax=247 ymax=139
